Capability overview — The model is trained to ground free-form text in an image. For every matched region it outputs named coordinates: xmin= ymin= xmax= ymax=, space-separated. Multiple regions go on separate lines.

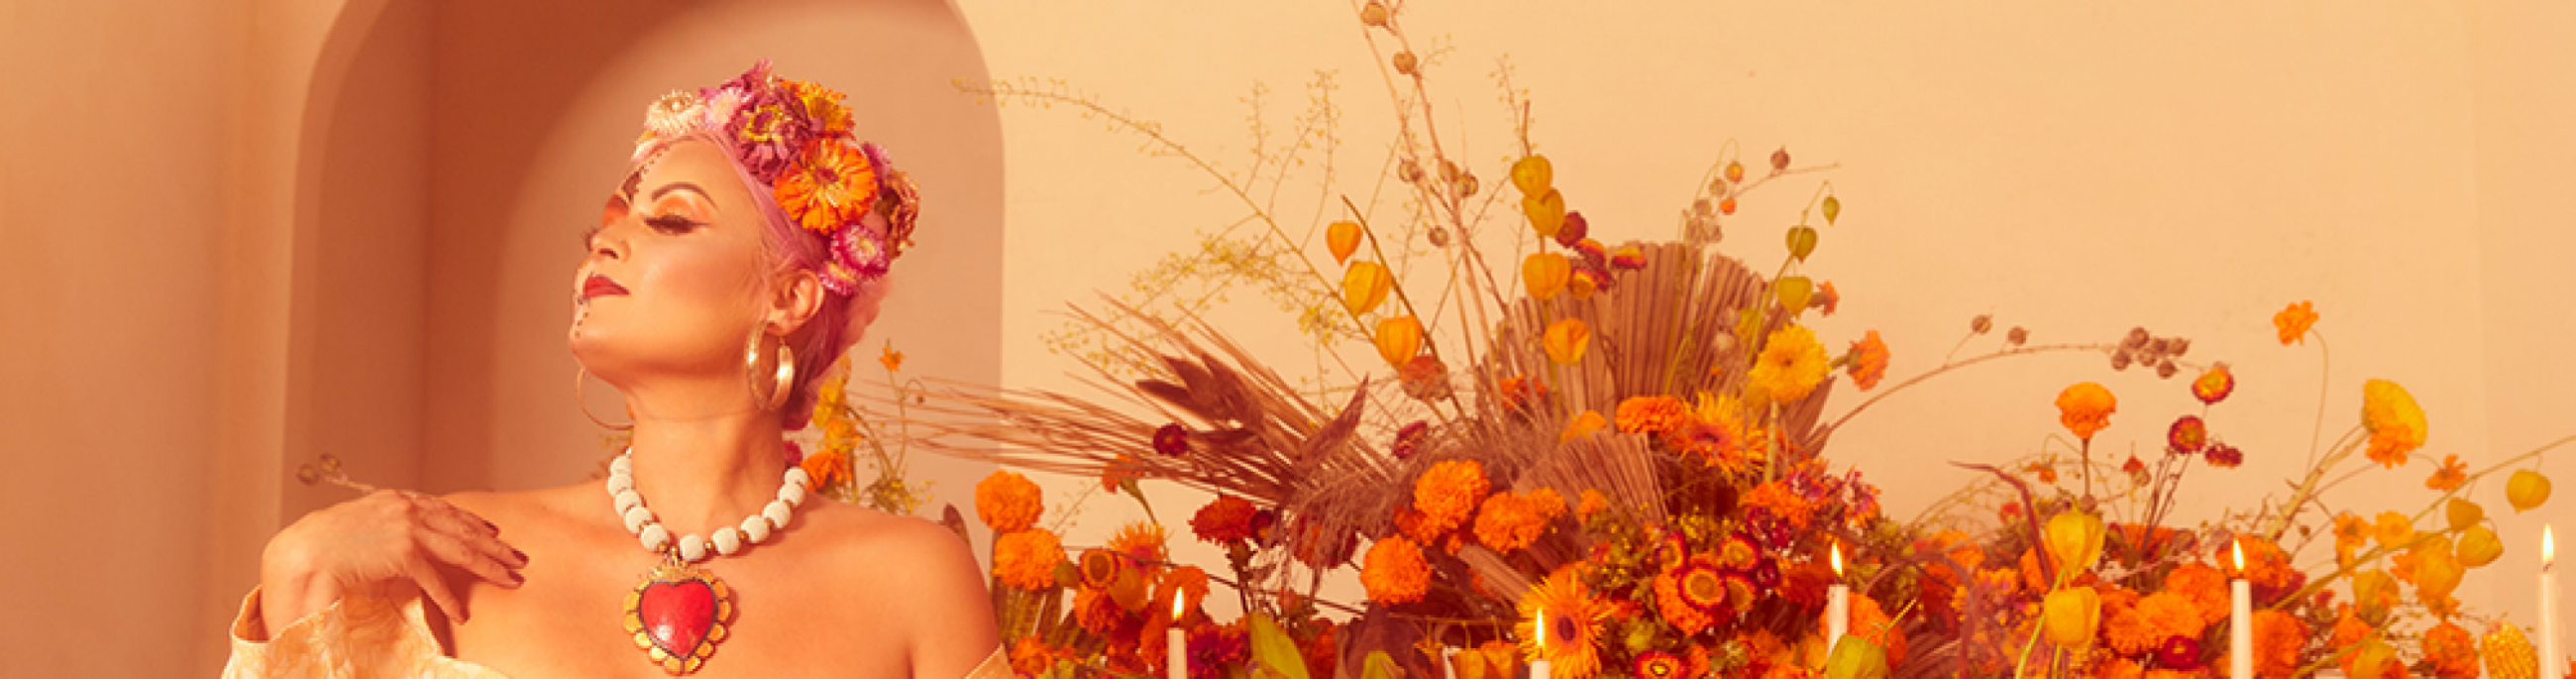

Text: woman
xmin=225 ymin=61 xmax=1005 ymax=677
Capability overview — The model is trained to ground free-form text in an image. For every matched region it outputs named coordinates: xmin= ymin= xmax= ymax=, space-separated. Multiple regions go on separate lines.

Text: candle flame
xmin=1174 ymin=592 xmax=1187 ymax=622
xmin=2546 ymin=524 xmax=2555 ymax=568
xmin=1534 ymin=606 xmax=1546 ymax=646
xmin=2232 ymin=539 xmax=2244 ymax=571
xmin=1831 ymin=542 xmax=1845 ymax=576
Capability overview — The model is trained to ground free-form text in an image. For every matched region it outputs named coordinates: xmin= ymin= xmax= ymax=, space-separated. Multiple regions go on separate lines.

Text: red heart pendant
xmin=624 ymin=563 xmax=734 ymax=675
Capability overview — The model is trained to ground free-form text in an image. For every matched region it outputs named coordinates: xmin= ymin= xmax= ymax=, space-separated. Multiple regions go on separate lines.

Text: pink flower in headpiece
xmin=700 ymin=87 xmax=744 ymax=132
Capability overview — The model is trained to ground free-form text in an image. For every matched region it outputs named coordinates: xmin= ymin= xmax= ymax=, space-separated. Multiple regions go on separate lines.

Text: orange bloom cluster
xmin=993 ymin=528 xmax=1066 ymax=590
xmin=1742 ymin=480 xmax=1816 ymax=529
xmin=1576 ymin=490 xmax=1608 ymax=521
xmin=1847 ymin=330 xmax=1890 ymax=391
xmin=1190 ymin=494 xmax=1267 ymax=543
xmin=2426 ymin=454 xmax=2469 ymax=491
xmin=1009 ymin=635 xmax=1075 ymax=675
xmin=1616 ymin=396 xmax=1691 ymax=436
xmin=798 ymin=447 xmax=853 ymax=492
xmin=2104 ymin=592 xmax=2204 ymax=656
xmin=976 ymin=470 xmax=1044 ymax=533
xmin=2162 ymin=562 xmax=2229 ymax=627
xmin=1654 ymin=563 xmax=1717 ymax=635
xmin=1412 ymin=459 xmax=1491 ymax=538
xmin=2421 ymin=621 xmax=2479 ymax=679
xmin=1110 ymin=521 xmax=1170 ymax=571
xmin=2275 ymin=300 xmax=2318 ymax=345
xmin=1360 ymin=536 xmax=1431 ymax=604
xmin=2250 ymin=609 xmax=2308 ymax=679
xmin=2057 ymin=382 xmax=2117 ymax=441
xmin=1471 ymin=488 xmax=1566 ymax=552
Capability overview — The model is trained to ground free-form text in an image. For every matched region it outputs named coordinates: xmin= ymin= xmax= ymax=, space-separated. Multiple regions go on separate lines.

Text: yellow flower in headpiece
xmin=789 ymin=80 xmax=854 ymax=137
xmin=775 ymin=139 xmax=879 ymax=236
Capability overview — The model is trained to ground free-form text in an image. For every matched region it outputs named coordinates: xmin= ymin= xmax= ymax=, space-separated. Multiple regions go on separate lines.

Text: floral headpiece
xmin=635 ymin=60 xmax=919 ymax=294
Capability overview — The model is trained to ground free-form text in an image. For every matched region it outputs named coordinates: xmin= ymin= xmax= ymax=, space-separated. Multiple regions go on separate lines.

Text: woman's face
xmin=569 ymin=140 xmax=777 ymax=385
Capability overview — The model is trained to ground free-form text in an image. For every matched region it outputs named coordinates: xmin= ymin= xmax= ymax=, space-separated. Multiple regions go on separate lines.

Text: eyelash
xmin=646 ymin=215 xmax=703 ymax=232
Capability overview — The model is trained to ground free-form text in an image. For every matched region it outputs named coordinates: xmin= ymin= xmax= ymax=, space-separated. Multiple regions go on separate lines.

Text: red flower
xmin=2204 ymin=442 xmax=2244 ymax=469
xmin=2168 ymin=415 xmax=2207 ymax=454
xmin=1152 ymin=424 xmax=1189 ymax=456
xmin=1391 ymin=420 xmax=1430 ymax=460
xmin=1190 ymin=495 xmax=1265 ymax=543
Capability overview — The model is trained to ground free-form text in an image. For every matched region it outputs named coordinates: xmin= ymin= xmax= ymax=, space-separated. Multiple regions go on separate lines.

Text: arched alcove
xmin=287 ymin=0 xmax=1005 ymax=526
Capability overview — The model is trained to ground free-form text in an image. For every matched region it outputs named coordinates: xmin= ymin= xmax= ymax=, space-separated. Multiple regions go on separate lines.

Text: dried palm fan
xmin=895 ymin=299 xmax=1408 ymax=586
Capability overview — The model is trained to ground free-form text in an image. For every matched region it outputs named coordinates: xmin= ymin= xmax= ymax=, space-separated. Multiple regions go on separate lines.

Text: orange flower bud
xmin=1543 ymin=318 xmax=1590 ymax=366
xmin=1523 ymin=253 xmax=1571 ymax=301
xmin=1327 ymin=220 xmax=1363 ymax=265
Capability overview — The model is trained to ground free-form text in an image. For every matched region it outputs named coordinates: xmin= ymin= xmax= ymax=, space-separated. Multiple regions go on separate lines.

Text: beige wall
xmin=1 ymin=0 xmax=2569 ymax=675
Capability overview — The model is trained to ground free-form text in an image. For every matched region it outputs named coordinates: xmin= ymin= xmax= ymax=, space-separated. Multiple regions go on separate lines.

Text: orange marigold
xmin=1413 ymin=459 xmax=1490 ymax=537
xmin=2421 ymin=621 xmax=2478 ymax=679
xmin=1471 ymin=488 xmax=1566 ymax=552
xmin=1159 ymin=565 xmax=1212 ymax=618
xmin=798 ymin=446 xmax=853 ymax=493
xmin=1615 ymin=396 xmax=1692 ymax=436
xmin=1190 ymin=495 xmax=1264 ymax=543
xmin=1010 ymin=635 xmax=1074 ymax=675
xmin=1576 ymin=489 xmax=1608 ymax=521
xmin=992 ymin=528 xmax=1066 ymax=591
xmin=2104 ymin=592 xmax=2204 ymax=655
xmin=2163 ymin=562 xmax=2229 ymax=628
xmin=2057 ymin=382 xmax=2117 ymax=441
xmin=1848 ymin=330 xmax=1891 ymax=391
xmin=975 ymin=470 xmax=1044 ymax=533
xmin=1360 ymin=536 xmax=1431 ymax=605
xmin=2249 ymin=609 xmax=2308 ymax=678
xmin=1742 ymin=480 xmax=1816 ymax=528
xmin=2275 ymin=300 xmax=2318 ymax=345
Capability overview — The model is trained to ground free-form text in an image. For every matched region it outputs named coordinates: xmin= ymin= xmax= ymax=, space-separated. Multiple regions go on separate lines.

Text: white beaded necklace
xmin=604 ymin=448 xmax=810 ymax=675
xmin=605 ymin=448 xmax=811 ymax=562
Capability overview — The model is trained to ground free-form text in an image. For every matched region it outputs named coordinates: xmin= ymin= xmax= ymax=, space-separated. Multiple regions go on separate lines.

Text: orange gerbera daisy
xmin=1520 ymin=567 xmax=1613 ymax=678
xmin=2056 ymin=382 xmax=2117 ymax=441
xmin=1359 ymin=536 xmax=1431 ymax=605
xmin=773 ymin=138 xmax=878 ymax=235
xmin=1847 ymin=330 xmax=1890 ymax=391
xmin=975 ymin=470 xmax=1044 ymax=533
xmin=2274 ymin=300 xmax=2318 ymax=345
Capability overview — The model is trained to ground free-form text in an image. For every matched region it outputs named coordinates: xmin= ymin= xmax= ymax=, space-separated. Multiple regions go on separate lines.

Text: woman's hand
xmin=257 ymin=490 xmax=526 ymax=638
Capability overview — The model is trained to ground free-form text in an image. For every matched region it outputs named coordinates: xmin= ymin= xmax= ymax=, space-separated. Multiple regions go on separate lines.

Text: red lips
xmin=583 ymin=275 xmax=629 ymax=300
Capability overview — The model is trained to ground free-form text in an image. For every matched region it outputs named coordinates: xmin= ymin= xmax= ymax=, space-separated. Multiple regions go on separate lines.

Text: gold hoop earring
xmin=745 ymin=331 xmax=796 ymax=411
xmin=576 ymin=367 xmax=635 ymax=431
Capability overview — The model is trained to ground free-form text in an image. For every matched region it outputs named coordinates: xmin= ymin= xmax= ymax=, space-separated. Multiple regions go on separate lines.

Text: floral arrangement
xmin=887 ymin=3 xmax=2576 ymax=679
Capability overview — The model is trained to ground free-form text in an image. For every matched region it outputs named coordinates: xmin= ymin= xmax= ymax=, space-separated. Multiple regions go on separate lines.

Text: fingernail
xmin=510 ymin=571 xmax=525 ymax=586
xmin=511 ymin=548 xmax=529 ymax=564
xmin=483 ymin=519 xmax=500 ymax=534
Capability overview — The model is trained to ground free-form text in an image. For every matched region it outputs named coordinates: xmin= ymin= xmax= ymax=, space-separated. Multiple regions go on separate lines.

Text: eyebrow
xmin=650 ymin=181 xmax=714 ymax=205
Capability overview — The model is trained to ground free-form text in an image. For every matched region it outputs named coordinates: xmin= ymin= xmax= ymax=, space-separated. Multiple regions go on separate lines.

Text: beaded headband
xmin=634 ymin=59 xmax=919 ymax=294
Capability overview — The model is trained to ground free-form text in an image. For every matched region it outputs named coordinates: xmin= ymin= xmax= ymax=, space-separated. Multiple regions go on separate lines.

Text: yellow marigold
xmin=992 ymin=528 xmax=1066 ymax=591
xmin=2275 ymin=300 xmax=2318 ymax=345
xmin=975 ymin=470 xmax=1044 ymax=533
xmin=1848 ymin=330 xmax=1890 ymax=391
xmin=1360 ymin=536 xmax=1431 ymax=605
xmin=1472 ymin=488 xmax=1566 ymax=552
xmin=2373 ymin=510 xmax=2415 ymax=549
xmin=1413 ymin=459 xmax=1490 ymax=537
xmin=1615 ymin=396 xmax=1691 ymax=436
xmin=1576 ymin=490 xmax=1608 ymax=521
xmin=2163 ymin=562 xmax=2229 ymax=628
xmin=2056 ymin=382 xmax=2117 ymax=441
xmin=2361 ymin=379 xmax=2428 ymax=468
xmin=2104 ymin=592 xmax=2204 ymax=656
xmin=1749 ymin=325 xmax=1832 ymax=401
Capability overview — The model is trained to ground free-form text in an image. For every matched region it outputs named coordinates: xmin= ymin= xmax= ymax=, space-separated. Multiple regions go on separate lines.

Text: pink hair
xmin=641 ymin=132 xmax=898 ymax=428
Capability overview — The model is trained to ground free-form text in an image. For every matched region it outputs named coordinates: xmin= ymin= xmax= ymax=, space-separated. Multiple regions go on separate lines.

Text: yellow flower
xmin=975 ymin=470 xmax=1044 ymax=533
xmin=1360 ymin=536 xmax=1430 ymax=604
xmin=879 ymin=342 xmax=904 ymax=372
xmin=2373 ymin=510 xmax=2415 ymax=549
xmin=1847 ymin=330 xmax=1890 ymax=392
xmin=992 ymin=528 xmax=1066 ymax=590
xmin=1520 ymin=567 xmax=1611 ymax=678
xmin=1559 ymin=409 xmax=1607 ymax=443
xmin=1749 ymin=325 xmax=1831 ymax=401
xmin=2332 ymin=511 xmax=2371 ymax=565
xmin=2055 ymin=382 xmax=2116 ymax=441
xmin=2426 ymin=454 xmax=2468 ymax=491
xmin=1576 ymin=490 xmax=1608 ymax=521
xmin=2275 ymin=300 xmax=2318 ymax=345
xmin=2361 ymin=379 xmax=2427 ymax=468
xmin=1543 ymin=318 xmax=1590 ymax=366
xmin=2043 ymin=586 xmax=2101 ymax=648
xmin=2043 ymin=510 xmax=2106 ymax=578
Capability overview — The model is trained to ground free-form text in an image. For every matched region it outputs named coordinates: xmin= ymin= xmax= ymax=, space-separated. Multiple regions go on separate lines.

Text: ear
xmin=763 ymin=268 xmax=828 ymax=337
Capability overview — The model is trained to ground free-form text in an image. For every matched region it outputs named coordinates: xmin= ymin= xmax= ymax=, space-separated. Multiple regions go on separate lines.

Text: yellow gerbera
xmin=1519 ymin=567 xmax=1612 ymax=678
xmin=2360 ymin=379 xmax=2427 ymax=468
xmin=1749 ymin=325 xmax=1831 ymax=402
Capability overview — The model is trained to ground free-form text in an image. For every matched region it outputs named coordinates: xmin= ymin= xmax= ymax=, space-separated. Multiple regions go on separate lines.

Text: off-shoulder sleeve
xmin=963 ymin=646 xmax=1011 ymax=679
xmin=221 ymin=587 xmax=495 ymax=678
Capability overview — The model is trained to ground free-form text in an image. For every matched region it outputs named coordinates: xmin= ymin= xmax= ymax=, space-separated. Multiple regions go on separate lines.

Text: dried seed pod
xmin=2110 ymin=351 xmax=2133 ymax=371
xmin=1972 ymin=315 xmax=1994 ymax=334
xmin=2007 ymin=327 xmax=2029 ymax=345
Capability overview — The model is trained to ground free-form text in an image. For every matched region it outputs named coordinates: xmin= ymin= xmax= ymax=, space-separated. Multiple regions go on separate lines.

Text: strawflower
xmin=2192 ymin=363 xmax=2234 ymax=403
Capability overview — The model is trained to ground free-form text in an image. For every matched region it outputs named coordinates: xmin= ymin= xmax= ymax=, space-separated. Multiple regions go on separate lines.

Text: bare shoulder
xmin=797 ymin=502 xmax=981 ymax=587
xmin=795 ymin=502 xmax=999 ymax=668
xmin=440 ymin=482 xmax=598 ymax=533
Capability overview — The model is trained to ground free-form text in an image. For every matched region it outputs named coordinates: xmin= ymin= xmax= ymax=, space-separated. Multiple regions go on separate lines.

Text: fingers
xmin=410 ymin=557 xmax=470 ymax=624
xmin=415 ymin=521 xmax=526 ymax=591
xmin=405 ymin=493 xmax=528 ymax=571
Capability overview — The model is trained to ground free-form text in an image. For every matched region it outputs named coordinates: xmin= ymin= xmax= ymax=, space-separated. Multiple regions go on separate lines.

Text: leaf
xmin=1361 ymin=652 xmax=1403 ymax=679
xmin=1247 ymin=612 xmax=1313 ymax=679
